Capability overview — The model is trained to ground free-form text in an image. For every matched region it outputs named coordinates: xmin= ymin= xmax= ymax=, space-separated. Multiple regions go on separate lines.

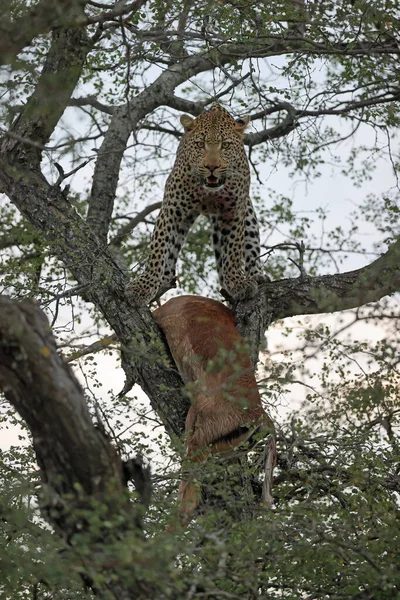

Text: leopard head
xmin=180 ymin=104 xmax=250 ymax=192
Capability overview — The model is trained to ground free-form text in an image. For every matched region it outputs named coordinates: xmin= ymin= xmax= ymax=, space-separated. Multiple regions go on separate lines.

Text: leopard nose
xmin=205 ymin=164 xmax=220 ymax=173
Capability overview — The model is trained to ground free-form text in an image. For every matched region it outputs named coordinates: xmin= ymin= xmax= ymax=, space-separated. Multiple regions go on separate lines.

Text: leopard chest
xmin=191 ymin=185 xmax=240 ymax=218
xmin=174 ymin=180 xmax=246 ymax=218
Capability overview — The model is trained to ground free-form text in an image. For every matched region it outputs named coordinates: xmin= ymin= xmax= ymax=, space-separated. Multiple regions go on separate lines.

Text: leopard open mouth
xmin=203 ymin=175 xmax=225 ymax=190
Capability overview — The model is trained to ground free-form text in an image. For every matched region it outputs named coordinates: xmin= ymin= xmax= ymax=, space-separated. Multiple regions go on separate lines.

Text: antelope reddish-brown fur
xmin=153 ymin=295 xmax=276 ymax=526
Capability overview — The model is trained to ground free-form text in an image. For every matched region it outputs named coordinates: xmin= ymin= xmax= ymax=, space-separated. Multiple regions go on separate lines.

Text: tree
xmin=1 ymin=0 xmax=400 ymax=598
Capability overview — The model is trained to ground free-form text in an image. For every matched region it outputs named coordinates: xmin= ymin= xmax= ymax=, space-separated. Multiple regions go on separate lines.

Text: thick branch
xmin=235 ymin=237 xmax=400 ymax=365
xmin=0 ymin=159 xmax=189 ymax=437
xmin=0 ymin=296 xmax=125 ymax=503
xmin=0 ymin=0 xmax=87 ymax=65
xmin=246 ymin=91 xmax=400 ymax=146
xmin=222 ymin=37 xmax=400 ymax=60
xmin=272 ymin=238 xmax=400 ymax=319
xmin=167 ymin=94 xmax=205 ymax=115
xmin=0 ymin=296 xmax=163 ymax=599
xmin=1 ymin=20 xmax=90 ymax=166
xmin=246 ymin=109 xmax=299 ymax=145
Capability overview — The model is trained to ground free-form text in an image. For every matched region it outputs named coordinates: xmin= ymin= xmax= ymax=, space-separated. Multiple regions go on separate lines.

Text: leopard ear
xmin=234 ymin=115 xmax=250 ymax=133
xmin=180 ymin=114 xmax=196 ymax=132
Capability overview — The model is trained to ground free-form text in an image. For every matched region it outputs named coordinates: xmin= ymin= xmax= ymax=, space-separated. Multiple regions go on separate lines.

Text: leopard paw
xmin=222 ymin=276 xmax=260 ymax=302
xmin=125 ymin=275 xmax=177 ymax=306
xmin=251 ymin=272 xmax=269 ymax=285
xmin=125 ymin=277 xmax=156 ymax=307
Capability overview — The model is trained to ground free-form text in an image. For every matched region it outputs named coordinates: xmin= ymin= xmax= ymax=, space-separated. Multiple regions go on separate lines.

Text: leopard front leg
xmin=244 ymin=198 xmax=265 ymax=283
xmin=126 ymin=204 xmax=198 ymax=306
xmin=210 ymin=211 xmax=259 ymax=301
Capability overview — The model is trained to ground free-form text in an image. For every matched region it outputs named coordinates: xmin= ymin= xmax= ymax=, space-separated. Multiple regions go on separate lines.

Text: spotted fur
xmin=126 ymin=104 xmax=264 ymax=305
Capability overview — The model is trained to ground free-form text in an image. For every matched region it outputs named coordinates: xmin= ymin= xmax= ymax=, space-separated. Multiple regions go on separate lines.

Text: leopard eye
xmin=222 ymin=140 xmax=233 ymax=149
xmin=195 ymin=140 xmax=205 ymax=149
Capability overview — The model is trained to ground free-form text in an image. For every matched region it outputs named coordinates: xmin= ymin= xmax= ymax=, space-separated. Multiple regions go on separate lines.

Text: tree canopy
xmin=0 ymin=1 xmax=400 ymax=598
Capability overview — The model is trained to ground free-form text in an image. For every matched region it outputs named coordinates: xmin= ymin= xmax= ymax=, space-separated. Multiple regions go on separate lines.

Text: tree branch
xmin=0 ymin=0 xmax=151 ymax=66
xmin=0 ymin=158 xmax=189 ymax=437
xmin=1 ymin=19 xmax=90 ymax=166
xmin=64 ymin=333 xmax=118 ymax=363
xmin=0 ymin=295 xmax=164 ymax=599
xmin=0 ymin=296 xmax=126 ymax=507
xmin=166 ymin=95 xmax=205 ymax=115
xmin=234 ymin=237 xmax=400 ymax=365
xmin=110 ymin=202 xmax=162 ymax=247
xmin=223 ymin=36 xmax=400 ymax=60
xmin=246 ymin=107 xmax=299 ymax=145
xmin=273 ymin=237 xmax=400 ymax=318
xmin=69 ymin=94 xmax=115 ymax=115
xmin=0 ymin=0 xmax=87 ymax=65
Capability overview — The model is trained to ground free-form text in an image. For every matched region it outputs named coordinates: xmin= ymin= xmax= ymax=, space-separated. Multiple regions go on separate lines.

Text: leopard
xmin=125 ymin=103 xmax=265 ymax=306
